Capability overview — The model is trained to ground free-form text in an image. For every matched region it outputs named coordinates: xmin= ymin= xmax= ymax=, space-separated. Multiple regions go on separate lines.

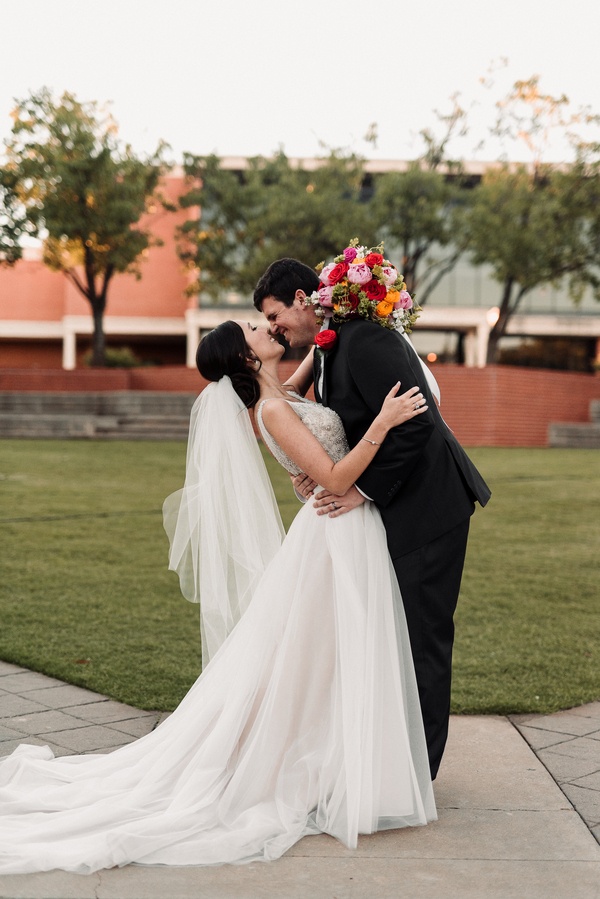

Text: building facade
xmin=1 ymin=164 xmax=599 ymax=371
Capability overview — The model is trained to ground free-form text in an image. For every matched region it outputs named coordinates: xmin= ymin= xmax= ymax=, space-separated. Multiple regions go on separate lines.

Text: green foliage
xmin=462 ymin=159 xmax=600 ymax=362
xmin=370 ymin=97 xmax=471 ymax=303
xmin=1 ymin=88 xmax=172 ymax=364
xmin=0 ymin=441 xmax=598 ymax=714
xmin=373 ymin=164 xmax=467 ymax=301
xmin=460 ymin=77 xmax=600 ymax=363
xmin=179 ymin=149 xmax=376 ymax=301
xmin=0 ymin=167 xmax=34 ymax=264
xmin=82 ymin=346 xmax=144 ymax=368
xmin=179 ymin=99 xmax=472 ymax=307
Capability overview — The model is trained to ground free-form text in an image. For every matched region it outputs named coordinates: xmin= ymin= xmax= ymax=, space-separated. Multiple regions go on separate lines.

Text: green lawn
xmin=0 ymin=440 xmax=598 ymax=714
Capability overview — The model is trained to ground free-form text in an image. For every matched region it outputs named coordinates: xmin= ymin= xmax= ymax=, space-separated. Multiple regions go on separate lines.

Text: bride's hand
xmin=313 ymin=485 xmax=366 ymax=517
xmin=378 ymin=383 xmax=427 ymax=430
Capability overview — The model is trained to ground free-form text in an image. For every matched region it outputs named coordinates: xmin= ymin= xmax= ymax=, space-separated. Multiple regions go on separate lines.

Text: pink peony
xmin=346 ymin=262 xmax=372 ymax=285
xmin=394 ymin=290 xmax=413 ymax=310
xmin=319 ymin=263 xmax=337 ymax=286
xmin=317 ymin=285 xmax=334 ymax=307
xmin=343 ymin=246 xmax=358 ymax=262
xmin=381 ymin=266 xmax=399 ymax=287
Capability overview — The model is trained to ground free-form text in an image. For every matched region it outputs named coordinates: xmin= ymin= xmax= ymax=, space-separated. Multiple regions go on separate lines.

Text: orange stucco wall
xmin=0 ymin=259 xmax=65 ymax=322
xmin=0 ymin=173 xmax=191 ymax=324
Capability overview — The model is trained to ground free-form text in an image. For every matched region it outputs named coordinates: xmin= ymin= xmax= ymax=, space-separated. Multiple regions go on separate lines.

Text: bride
xmin=0 ymin=320 xmax=436 ymax=875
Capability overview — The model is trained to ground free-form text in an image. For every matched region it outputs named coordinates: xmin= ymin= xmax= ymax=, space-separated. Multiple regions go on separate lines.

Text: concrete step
xmin=95 ymin=416 xmax=190 ymax=439
xmin=91 ymin=431 xmax=190 ymax=441
xmin=0 ymin=414 xmax=109 ymax=439
xmin=0 ymin=413 xmax=190 ymax=440
xmin=0 ymin=392 xmax=195 ymax=439
xmin=548 ymin=422 xmax=600 ymax=448
xmin=0 ymin=392 xmax=196 ymax=416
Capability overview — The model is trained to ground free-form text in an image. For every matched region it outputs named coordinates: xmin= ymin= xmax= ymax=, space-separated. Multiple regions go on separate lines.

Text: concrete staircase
xmin=548 ymin=399 xmax=600 ymax=448
xmin=0 ymin=392 xmax=196 ymax=440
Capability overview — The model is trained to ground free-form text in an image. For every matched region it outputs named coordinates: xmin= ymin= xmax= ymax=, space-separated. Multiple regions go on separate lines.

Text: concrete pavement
xmin=0 ymin=659 xmax=599 ymax=899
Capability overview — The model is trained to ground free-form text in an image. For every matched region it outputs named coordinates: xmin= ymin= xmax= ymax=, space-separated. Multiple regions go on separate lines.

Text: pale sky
xmin=1 ymin=0 xmax=599 ymax=164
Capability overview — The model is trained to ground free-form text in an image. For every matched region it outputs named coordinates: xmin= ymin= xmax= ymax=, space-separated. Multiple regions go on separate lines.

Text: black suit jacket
xmin=314 ymin=319 xmax=491 ymax=558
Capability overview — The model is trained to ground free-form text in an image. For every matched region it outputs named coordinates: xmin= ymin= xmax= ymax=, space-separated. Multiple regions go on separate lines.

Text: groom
xmin=254 ymin=257 xmax=491 ymax=780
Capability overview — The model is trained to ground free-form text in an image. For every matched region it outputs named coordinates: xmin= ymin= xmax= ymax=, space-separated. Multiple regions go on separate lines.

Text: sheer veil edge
xmin=162 ymin=377 xmax=285 ymax=665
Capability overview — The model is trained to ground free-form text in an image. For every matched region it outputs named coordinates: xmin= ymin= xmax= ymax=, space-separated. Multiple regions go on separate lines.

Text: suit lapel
xmin=320 ymin=349 xmax=329 ymax=406
xmin=313 ymin=349 xmax=324 ymax=404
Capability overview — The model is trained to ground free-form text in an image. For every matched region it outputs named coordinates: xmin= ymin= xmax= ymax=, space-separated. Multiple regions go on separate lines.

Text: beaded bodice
xmin=256 ymin=395 xmax=349 ymax=475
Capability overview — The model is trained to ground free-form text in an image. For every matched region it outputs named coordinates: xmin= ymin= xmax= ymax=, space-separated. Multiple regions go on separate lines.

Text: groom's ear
xmin=295 ymin=289 xmax=308 ymax=306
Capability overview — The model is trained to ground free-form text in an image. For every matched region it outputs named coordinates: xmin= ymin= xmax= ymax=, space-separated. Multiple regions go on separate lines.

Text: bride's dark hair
xmin=196 ymin=321 xmax=261 ymax=409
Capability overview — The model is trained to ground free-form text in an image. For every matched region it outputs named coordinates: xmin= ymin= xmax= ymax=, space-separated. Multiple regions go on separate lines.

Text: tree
xmin=371 ymin=98 xmax=472 ymax=304
xmin=178 ymin=149 xmax=375 ymax=302
xmin=0 ymin=166 xmax=36 ymax=264
xmin=1 ymin=88 xmax=171 ymax=365
xmin=461 ymin=78 xmax=600 ymax=363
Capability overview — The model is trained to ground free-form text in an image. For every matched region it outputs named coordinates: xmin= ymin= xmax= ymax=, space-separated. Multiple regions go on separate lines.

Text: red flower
xmin=364 ymin=252 xmax=384 ymax=267
xmin=314 ymin=329 xmax=337 ymax=351
xmin=363 ymin=279 xmax=387 ymax=301
xmin=328 ymin=262 xmax=349 ymax=284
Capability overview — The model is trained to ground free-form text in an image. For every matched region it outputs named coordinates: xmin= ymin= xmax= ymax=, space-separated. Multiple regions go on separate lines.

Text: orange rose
xmin=376 ymin=300 xmax=394 ymax=317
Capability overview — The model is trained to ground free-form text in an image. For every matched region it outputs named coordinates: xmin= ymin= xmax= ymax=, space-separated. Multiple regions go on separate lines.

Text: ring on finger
xmin=331 ymin=502 xmax=338 ymax=510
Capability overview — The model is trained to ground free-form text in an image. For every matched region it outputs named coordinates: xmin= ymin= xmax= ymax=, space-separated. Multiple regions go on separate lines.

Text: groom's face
xmin=261 ymin=292 xmax=319 ymax=348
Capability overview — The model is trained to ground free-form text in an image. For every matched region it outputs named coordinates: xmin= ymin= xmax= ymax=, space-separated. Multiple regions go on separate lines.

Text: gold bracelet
xmin=361 ymin=436 xmax=381 ymax=446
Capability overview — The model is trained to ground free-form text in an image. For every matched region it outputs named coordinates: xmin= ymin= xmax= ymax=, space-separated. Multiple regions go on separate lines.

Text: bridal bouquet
xmin=309 ymin=238 xmax=421 ymax=334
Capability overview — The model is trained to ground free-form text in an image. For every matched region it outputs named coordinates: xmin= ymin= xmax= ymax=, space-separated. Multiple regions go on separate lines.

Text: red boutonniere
xmin=314 ymin=329 xmax=337 ymax=351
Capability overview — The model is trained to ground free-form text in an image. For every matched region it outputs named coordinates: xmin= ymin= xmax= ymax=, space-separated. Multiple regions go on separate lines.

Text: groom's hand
xmin=291 ymin=472 xmax=318 ymax=502
xmin=313 ymin=485 xmax=366 ymax=518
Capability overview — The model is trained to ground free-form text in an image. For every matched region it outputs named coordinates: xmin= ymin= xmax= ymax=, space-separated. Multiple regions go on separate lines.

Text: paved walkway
xmin=0 ymin=659 xmax=599 ymax=899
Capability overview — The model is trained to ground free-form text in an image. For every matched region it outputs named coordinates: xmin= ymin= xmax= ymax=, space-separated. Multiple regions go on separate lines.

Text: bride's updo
xmin=196 ymin=321 xmax=261 ymax=409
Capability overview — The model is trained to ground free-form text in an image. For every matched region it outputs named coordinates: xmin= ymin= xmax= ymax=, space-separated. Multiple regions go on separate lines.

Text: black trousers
xmin=392 ymin=519 xmax=471 ymax=780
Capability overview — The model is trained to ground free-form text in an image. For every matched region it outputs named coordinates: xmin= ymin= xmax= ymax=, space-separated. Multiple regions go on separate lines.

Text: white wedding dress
xmin=0 ymin=394 xmax=435 ymax=875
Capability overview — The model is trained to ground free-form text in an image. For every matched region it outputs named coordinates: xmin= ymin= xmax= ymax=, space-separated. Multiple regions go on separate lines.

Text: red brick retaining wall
xmin=0 ymin=364 xmax=598 ymax=447
xmin=430 ymin=365 xmax=599 ymax=447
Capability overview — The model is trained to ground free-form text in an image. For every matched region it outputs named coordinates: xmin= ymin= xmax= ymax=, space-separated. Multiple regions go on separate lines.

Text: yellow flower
xmin=385 ymin=290 xmax=399 ymax=305
xmin=376 ymin=300 xmax=394 ymax=317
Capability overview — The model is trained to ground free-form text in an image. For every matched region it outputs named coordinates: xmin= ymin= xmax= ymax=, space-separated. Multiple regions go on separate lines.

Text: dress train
xmin=0 ymin=498 xmax=435 ymax=874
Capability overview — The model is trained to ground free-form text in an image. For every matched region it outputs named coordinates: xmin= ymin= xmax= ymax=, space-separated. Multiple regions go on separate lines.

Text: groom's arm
xmin=344 ymin=325 xmax=434 ymax=507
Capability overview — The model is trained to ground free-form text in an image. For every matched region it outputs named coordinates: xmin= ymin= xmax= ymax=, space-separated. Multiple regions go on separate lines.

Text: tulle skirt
xmin=0 ymin=500 xmax=435 ymax=874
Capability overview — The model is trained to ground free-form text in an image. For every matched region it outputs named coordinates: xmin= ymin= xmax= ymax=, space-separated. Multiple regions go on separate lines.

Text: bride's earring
xmin=248 ymin=356 xmax=262 ymax=372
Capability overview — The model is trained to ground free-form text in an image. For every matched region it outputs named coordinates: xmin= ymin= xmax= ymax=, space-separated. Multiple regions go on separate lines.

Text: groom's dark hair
xmin=253 ymin=258 xmax=320 ymax=310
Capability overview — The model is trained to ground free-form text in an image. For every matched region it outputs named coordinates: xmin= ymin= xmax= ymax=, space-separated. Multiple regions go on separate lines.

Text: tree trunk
xmin=486 ymin=327 xmax=503 ymax=365
xmin=84 ymin=249 xmax=113 ymax=368
xmin=486 ymin=279 xmax=528 ymax=365
xmin=90 ymin=304 xmax=106 ymax=367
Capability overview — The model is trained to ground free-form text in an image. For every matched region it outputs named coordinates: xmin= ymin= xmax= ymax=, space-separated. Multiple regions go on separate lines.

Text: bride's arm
xmin=260 ymin=385 xmax=427 ymax=496
xmin=281 ymin=348 xmax=314 ymax=396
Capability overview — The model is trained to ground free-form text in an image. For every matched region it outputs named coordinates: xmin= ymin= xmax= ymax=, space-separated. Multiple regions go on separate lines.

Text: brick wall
xmin=0 ymin=363 xmax=598 ymax=447
xmin=263 ymin=362 xmax=600 ymax=447
xmin=430 ymin=365 xmax=599 ymax=447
